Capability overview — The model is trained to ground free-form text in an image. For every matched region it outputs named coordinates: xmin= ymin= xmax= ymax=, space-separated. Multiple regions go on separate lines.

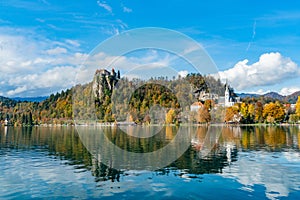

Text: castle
xmin=191 ymin=83 xmax=240 ymax=111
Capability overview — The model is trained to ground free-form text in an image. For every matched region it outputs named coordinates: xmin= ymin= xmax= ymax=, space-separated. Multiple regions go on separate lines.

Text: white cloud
xmin=97 ymin=0 xmax=112 ymax=13
xmin=76 ymin=50 xmax=181 ymax=83
xmin=36 ymin=66 xmax=79 ymax=87
xmin=182 ymin=45 xmax=199 ymax=55
xmin=0 ymin=18 xmax=11 ymax=24
xmin=0 ymin=28 xmax=204 ymax=97
xmin=7 ymin=85 xmax=28 ymax=96
xmin=0 ymin=28 xmax=87 ymax=97
xmin=65 ymin=39 xmax=80 ymax=47
xmin=221 ymin=151 xmax=300 ymax=199
xmin=0 ymin=34 xmax=39 ymax=74
xmin=35 ymin=18 xmax=45 ymax=23
xmin=219 ymin=52 xmax=300 ymax=90
xmin=123 ymin=6 xmax=132 ymax=13
xmin=178 ymin=70 xmax=188 ymax=78
xmin=279 ymin=87 xmax=300 ymax=96
xmin=245 ymin=89 xmax=271 ymax=95
xmin=46 ymin=47 xmax=67 ymax=55
xmin=6 ymin=66 xmax=79 ymax=96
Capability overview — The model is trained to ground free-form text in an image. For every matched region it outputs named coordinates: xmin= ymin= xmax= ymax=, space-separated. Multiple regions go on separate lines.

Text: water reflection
xmin=0 ymin=125 xmax=300 ymax=199
xmin=1 ymin=126 xmax=300 ymax=174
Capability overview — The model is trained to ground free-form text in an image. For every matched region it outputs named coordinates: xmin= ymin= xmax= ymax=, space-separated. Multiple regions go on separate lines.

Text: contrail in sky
xmin=246 ymin=20 xmax=256 ymax=52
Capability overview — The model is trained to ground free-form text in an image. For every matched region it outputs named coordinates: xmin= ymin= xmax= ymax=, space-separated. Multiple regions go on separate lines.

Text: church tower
xmin=225 ymin=83 xmax=230 ymax=107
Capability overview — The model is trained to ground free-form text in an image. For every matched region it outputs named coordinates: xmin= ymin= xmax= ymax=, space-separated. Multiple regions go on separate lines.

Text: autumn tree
xmin=240 ymin=103 xmax=255 ymax=123
xmin=166 ymin=108 xmax=176 ymax=124
xmin=248 ymin=104 xmax=255 ymax=119
xmin=224 ymin=106 xmax=240 ymax=123
xmin=296 ymin=96 xmax=300 ymax=117
xmin=144 ymin=115 xmax=151 ymax=125
xmin=289 ymin=114 xmax=299 ymax=123
xmin=255 ymin=102 xmax=263 ymax=123
xmin=197 ymin=106 xmax=211 ymax=123
xmin=240 ymin=103 xmax=248 ymax=118
xmin=263 ymin=102 xmax=285 ymax=123
xmin=204 ymin=99 xmax=214 ymax=110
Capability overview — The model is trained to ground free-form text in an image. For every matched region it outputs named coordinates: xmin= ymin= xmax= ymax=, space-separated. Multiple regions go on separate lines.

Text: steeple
xmin=225 ymin=80 xmax=231 ymax=107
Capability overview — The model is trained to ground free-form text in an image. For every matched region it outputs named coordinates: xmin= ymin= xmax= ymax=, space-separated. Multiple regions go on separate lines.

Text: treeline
xmin=224 ymin=100 xmax=300 ymax=124
xmin=73 ymin=73 xmax=224 ymax=124
xmin=190 ymin=97 xmax=300 ymax=124
xmin=0 ymin=89 xmax=72 ymax=126
xmin=1 ymin=73 xmax=223 ymax=126
xmin=1 ymin=72 xmax=299 ymax=126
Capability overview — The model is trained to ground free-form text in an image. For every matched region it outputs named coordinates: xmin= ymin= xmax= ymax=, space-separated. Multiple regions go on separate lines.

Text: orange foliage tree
xmin=263 ymin=102 xmax=285 ymax=123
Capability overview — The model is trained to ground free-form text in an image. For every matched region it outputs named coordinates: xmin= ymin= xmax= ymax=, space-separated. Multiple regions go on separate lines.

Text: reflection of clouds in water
xmin=0 ymin=152 xmax=140 ymax=198
xmin=0 ymin=153 xmax=93 ymax=199
xmin=220 ymin=151 xmax=300 ymax=200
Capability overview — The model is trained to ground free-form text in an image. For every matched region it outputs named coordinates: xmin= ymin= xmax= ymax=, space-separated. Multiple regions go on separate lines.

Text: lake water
xmin=1 ymin=125 xmax=300 ymax=199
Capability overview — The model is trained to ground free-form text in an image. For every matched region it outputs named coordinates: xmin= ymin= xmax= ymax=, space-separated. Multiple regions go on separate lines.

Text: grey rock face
xmin=93 ymin=69 xmax=120 ymax=103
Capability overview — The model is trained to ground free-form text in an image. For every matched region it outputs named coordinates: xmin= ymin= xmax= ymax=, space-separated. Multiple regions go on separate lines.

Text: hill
xmin=1 ymin=70 xmax=299 ymax=126
xmin=236 ymin=93 xmax=260 ymax=98
xmin=285 ymin=91 xmax=300 ymax=103
xmin=0 ymin=96 xmax=17 ymax=108
xmin=263 ymin=92 xmax=285 ymax=101
xmin=12 ymin=96 xmax=48 ymax=102
xmin=238 ymin=91 xmax=300 ymax=104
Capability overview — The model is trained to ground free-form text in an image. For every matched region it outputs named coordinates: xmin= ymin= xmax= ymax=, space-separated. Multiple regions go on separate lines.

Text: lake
xmin=0 ymin=125 xmax=300 ymax=199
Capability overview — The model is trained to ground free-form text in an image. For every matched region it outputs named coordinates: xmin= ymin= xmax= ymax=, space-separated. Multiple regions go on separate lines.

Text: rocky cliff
xmin=92 ymin=68 xmax=120 ymax=103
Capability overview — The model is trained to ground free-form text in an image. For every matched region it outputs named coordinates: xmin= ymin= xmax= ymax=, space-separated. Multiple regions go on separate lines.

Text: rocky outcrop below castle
xmin=92 ymin=68 xmax=120 ymax=103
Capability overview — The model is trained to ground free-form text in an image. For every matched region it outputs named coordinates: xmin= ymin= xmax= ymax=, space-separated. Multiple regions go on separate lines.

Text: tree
xmin=289 ymin=114 xmax=299 ymax=123
xmin=255 ymin=102 xmax=263 ymax=123
xmin=204 ymin=99 xmax=213 ymax=110
xmin=296 ymin=96 xmax=300 ymax=117
xmin=263 ymin=102 xmax=285 ymax=123
xmin=197 ymin=106 xmax=211 ymax=123
xmin=248 ymin=104 xmax=255 ymax=119
xmin=28 ymin=111 xmax=33 ymax=126
xmin=224 ymin=106 xmax=239 ymax=123
xmin=240 ymin=103 xmax=255 ymax=123
xmin=21 ymin=113 xmax=26 ymax=125
xmin=166 ymin=109 xmax=176 ymax=124
xmin=240 ymin=103 xmax=248 ymax=118
xmin=144 ymin=115 xmax=151 ymax=125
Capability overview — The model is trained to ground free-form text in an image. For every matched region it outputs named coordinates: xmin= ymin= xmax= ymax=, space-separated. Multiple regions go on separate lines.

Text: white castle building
xmin=192 ymin=83 xmax=240 ymax=111
xmin=219 ymin=83 xmax=240 ymax=107
xmin=225 ymin=83 xmax=240 ymax=107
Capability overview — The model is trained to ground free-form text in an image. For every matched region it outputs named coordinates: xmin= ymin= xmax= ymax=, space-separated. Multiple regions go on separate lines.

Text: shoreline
xmin=2 ymin=122 xmax=299 ymax=128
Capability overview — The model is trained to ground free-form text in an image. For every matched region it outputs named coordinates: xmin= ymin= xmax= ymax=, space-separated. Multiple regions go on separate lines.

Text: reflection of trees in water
xmin=0 ymin=127 xmax=122 ymax=182
xmin=91 ymin=157 xmax=121 ymax=182
xmin=240 ymin=126 xmax=300 ymax=151
xmin=102 ymin=126 xmax=174 ymax=153
xmin=1 ymin=125 xmax=299 ymax=182
xmin=167 ymin=146 xmax=238 ymax=175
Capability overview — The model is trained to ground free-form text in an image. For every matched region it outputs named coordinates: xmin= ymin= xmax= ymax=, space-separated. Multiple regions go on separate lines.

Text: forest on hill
xmin=0 ymin=72 xmax=299 ymax=126
xmin=0 ymin=73 xmax=223 ymax=126
xmin=0 ymin=89 xmax=73 ymax=126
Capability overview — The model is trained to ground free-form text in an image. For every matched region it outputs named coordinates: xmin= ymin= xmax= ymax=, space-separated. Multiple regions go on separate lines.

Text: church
xmin=191 ymin=82 xmax=240 ymax=111
xmin=218 ymin=83 xmax=240 ymax=107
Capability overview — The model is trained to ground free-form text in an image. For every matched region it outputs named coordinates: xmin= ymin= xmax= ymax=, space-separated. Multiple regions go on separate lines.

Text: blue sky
xmin=1 ymin=0 xmax=300 ymax=97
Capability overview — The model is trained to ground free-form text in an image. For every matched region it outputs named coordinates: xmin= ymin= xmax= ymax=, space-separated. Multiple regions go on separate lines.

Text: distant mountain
xmin=12 ymin=96 xmax=48 ymax=102
xmin=236 ymin=93 xmax=260 ymax=98
xmin=263 ymin=92 xmax=285 ymax=101
xmin=237 ymin=91 xmax=300 ymax=104
xmin=285 ymin=91 xmax=300 ymax=104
